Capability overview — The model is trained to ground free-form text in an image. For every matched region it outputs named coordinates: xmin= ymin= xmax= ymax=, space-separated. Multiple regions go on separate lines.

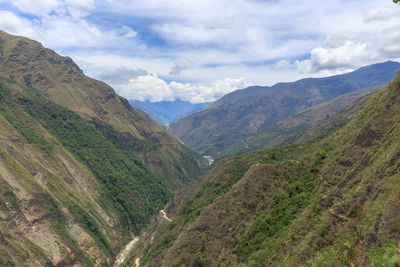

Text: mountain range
xmin=170 ymin=61 xmax=400 ymax=158
xmin=130 ymin=100 xmax=210 ymax=125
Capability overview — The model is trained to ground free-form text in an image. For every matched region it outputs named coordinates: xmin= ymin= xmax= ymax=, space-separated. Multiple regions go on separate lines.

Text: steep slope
xmin=0 ymin=30 xmax=204 ymax=190
xmin=0 ymin=81 xmax=121 ymax=265
xmin=170 ymin=61 xmax=400 ymax=157
xmin=130 ymin=100 xmax=210 ymax=125
xmin=220 ymin=84 xmax=381 ymax=158
xmin=135 ymin=72 xmax=400 ymax=266
xmin=0 ymin=30 xmax=204 ymax=266
xmin=295 ymin=92 xmax=376 ymax=144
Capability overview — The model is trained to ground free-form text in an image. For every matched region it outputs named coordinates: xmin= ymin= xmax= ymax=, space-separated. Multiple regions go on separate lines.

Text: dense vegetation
xmin=7 ymin=91 xmax=170 ymax=233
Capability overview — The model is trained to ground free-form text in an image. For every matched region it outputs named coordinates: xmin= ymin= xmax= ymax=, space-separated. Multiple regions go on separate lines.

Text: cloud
xmin=0 ymin=8 xmax=141 ymax=50
xmin=293 ymin=2 xmax=400 ymax=75
xmin=169 ymin=59 xmax=193 ymax=75
xmin=91 ymin=0 xmax=400 ymax=79
xmin=0 ymin=11 xmax=40 ymax=40
xmin=1 ymin=0 xmax=400 ymax=103
xmin=363 ymin=7 xmax=400 ymax=22
xmin=295 ymin=21 xmax=400 ymax=75
xmin=120 ymin=73 xmax=174 ymax=102
xmin=12 ymin=0 xmax=95 ymax=18
xmin=295 ymin=41 xmax=368 ymax=73
xmin=93 ymin=67 xmax=149 ymax=86
xmin=39 ymin=18 xmax=140 ymax=49
xmin=275 ymin=60 xmax=293 ymax=70
xmin=65 ymin=0 xmax=94 ymax=18
xmin=118 ymin=73 xmax=250 ymax=103
xmin=13 ymin=0 xmax=61 ymax=16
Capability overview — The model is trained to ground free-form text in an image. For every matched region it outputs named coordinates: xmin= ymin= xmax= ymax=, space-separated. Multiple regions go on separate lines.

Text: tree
xmin=394 ymin=0 xmax=400 ymax=3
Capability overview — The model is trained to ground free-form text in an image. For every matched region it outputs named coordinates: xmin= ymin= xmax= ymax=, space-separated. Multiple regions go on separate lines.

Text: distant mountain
xmin=170 ymin=61 xmax=400 ymax=157
xmin=130 ymin=100 xmax=211 ymax=125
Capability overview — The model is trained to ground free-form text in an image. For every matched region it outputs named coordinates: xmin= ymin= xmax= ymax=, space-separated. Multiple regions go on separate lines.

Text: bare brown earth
xmin=0 ymin=113 xmax=113 ymax=265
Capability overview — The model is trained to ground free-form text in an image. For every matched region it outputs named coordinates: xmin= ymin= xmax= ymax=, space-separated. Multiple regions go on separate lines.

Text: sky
xmin=0 ymin=0 xmax=399 ymax=103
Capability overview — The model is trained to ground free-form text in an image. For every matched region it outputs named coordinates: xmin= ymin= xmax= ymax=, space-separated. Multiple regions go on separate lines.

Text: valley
xmin=0 ymin=1 xmax=400 ymax=265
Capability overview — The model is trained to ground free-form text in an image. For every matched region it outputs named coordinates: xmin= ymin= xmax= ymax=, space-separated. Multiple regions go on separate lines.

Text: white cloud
xmin=295 ymin=41 xmax=368 ymax=73
xmin=363 ymin=7 xmax=400 ymax=22
xmin=2 ymin=0 xmax=400 ymax=103
xmin=275 ymin=60 xmax=292 ymax=70
xmin=93 ymin=66 xmax=149 ymax=86
xmin=117 ymin=73 xmax=250 ymax=103
xmin=12 ymin=0 xmax=94 ymax=18
xmin=295 ymin=19 xmax=400 ymax=75
xmin=0 ymin=11 xmax=40 ymax=40
xmin=0 ymin=9 xmax=141 ymax=50
xmin=13 ymin=0 xmax=61 ymax=16
xmin=65 ymin=0 xmax=94 ymax=18
xmin=169 ymin=59 xmax=193 ymax=75
xmin=120 ymin=73 xmax=175 ymax=102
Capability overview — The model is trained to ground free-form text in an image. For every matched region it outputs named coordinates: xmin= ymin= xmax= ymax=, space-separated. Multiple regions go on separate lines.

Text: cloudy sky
xmin=0 ymin=0 xmax=399 ymax=103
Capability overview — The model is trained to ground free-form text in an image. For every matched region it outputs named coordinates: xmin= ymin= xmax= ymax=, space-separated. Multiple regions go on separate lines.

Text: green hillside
xmin=135 ymin=72 xmax=400 ymax=266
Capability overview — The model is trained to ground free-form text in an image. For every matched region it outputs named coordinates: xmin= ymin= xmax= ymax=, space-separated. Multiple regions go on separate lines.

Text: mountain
xmin=130 ymin=100 xmax=211 ymax=125
xmin=129 ymin=71 xmax=400 ymax=266
xmin=0 ymin=30 xmax=204 ymax=266
xmin=219 ymin=84 xmax=382 ymax=158
xmin=170 ymin=61 xmax=400 ymax=157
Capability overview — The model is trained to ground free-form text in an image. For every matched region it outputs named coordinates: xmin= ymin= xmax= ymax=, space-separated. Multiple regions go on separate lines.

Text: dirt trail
xmin=160 ymin=209 xmax=172 ymax=222
xmin=134 ymin=257 xmax=141 ymax=267
xmin=113 ymin=237 xmax=139 ymax=267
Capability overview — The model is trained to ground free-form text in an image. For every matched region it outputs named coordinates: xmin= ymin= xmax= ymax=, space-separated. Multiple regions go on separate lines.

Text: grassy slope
xmin=139 ymin=72 xmax=400 ymax=266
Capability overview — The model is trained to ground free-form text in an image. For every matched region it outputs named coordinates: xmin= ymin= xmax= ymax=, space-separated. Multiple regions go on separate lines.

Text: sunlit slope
xmin=0 ymin=30 xmax=204 ymax=266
